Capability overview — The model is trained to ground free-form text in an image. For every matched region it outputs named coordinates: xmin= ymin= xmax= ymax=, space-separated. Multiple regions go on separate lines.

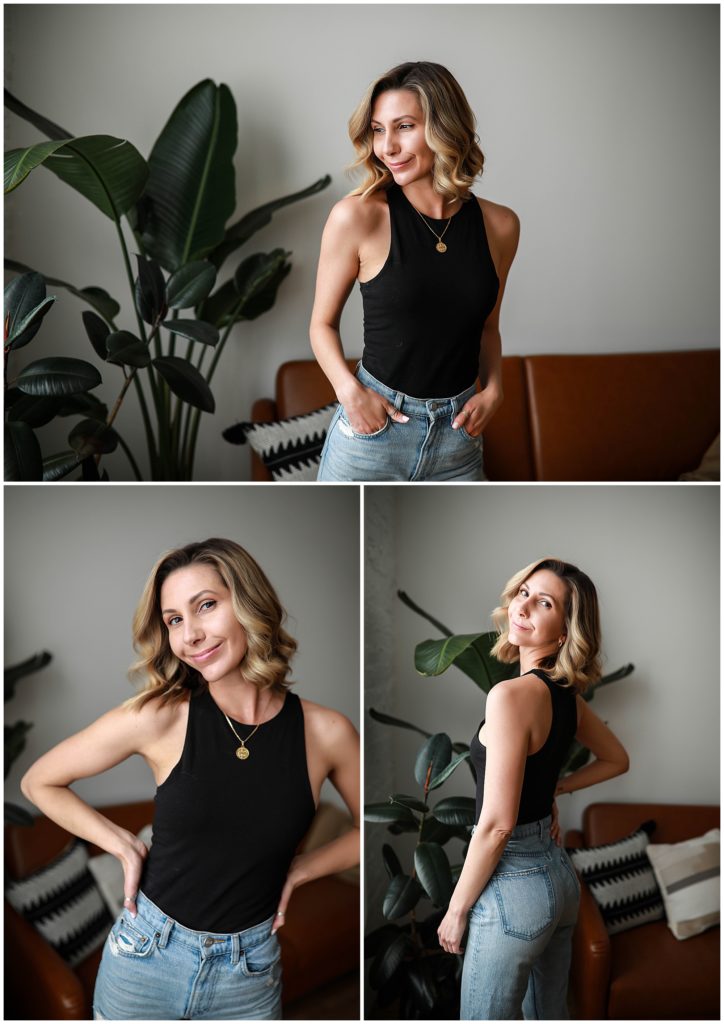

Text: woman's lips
xmin=189 ymin=642 xmax=222 ymax=663
xmin=511 ymin=621 xmax=531 ymax=632
xmin=388 ymin=158 xmax=412 ymax=170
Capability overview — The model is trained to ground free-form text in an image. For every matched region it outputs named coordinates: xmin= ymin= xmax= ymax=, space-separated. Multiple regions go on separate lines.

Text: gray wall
xmin=5 ymin=485 xmax=360 ymax=812
xmin=5 ymin=4 xmax=718 ymax=480
xmin=364 ymin=484 xmax=719 ymax=929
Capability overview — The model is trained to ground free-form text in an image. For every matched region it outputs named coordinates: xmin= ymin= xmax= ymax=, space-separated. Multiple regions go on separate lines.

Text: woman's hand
xmin=437 ymin=906 xmax=467 ymax=954
xmin=339 ymin=383 xmax=409 ymax=435
xmin=271 ymin=854 xmax=311 ymax=935
xmin=118 ymin=831 xmax=149 ymax=918
xmin=451 ymin=385 xmax=503 ymax=437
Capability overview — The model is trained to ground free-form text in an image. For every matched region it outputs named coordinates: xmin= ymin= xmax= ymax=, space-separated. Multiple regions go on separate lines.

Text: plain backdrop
xmin=4 ymin=4 xmax=719 ymax=479
xmin=4 ymin=484 xmax=360 ymax=813
xmin=364 ymin=484 xmax=720 ymax=930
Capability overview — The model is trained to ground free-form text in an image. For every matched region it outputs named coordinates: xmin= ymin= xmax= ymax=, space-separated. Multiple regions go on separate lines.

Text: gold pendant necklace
xmin=409 ymin=201 xmax=453 ymax=253
xmin=223 ymin=712 xmax=262 ymax=761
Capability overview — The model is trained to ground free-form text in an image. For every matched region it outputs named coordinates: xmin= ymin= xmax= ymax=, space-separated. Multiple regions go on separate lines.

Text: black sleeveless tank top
xmin=360 ymin=184 xmax=500 ymax=398
xmin=470 ymin=669 xmax=578 ymax=826
xmin=141 ymin=688 xmax=316 ymax=932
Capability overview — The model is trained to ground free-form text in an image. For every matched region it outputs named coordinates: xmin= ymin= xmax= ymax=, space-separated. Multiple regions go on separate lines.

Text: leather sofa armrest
xmin=568 ymin=863 xmax=611 ymax=1020
xmin=4 ymin=900 xmax=88 ymax=1019
xmin=248 ymin=398 xmax=276 ymax=481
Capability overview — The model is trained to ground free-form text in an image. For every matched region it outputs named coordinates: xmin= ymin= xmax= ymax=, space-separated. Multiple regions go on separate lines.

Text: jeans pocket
xmin=241 ymin=930 xmax=280 ymax=978
xmin=108 ymin=913 xmax=158 ymax=959
xmin=338 ymin=409 xmax=391 ymax=440
xmin=492 ymin=866 xmax=556 ymax=940
xmin=454 ymin=418 xmax=482 ymax=444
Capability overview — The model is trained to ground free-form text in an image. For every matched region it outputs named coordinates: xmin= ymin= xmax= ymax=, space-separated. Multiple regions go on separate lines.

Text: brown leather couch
xmin=247 ymin=349 xmax=719 ymax=480
xmin=565 ymin=802 xmax=720 ymax=1020
xmin=5 ymin=801 xmax=359 ymax=1020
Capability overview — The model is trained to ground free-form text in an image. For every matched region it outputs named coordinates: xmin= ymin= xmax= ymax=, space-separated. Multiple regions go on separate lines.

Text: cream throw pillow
xmin=645 ymin=828 xmax=720 ymax=939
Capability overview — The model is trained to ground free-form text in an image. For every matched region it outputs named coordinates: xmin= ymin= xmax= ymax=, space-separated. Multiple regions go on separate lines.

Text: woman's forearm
xmin=309 ymin=322 xmax=360 ymax=404
xmin=558 ymin=754 xmax=629 ymax=795
xmin=479 ymin=326 xmax=503 ymax=395
xmin=290 ymin=826 xmax=360 ymax=887
xmin=447 ymin=823 xmax=510 ymax=917
xmin=21 ymin=779 xmax=136 ymax=860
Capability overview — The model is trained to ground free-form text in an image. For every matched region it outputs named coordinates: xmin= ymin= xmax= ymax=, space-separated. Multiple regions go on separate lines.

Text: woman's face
xmin=160 ymin=563 xmax=248 ymax=684
xmin=507 ymin=569 xmax=568 ymax=655
xmin=370 ymin=88 xmax=435 ymax=186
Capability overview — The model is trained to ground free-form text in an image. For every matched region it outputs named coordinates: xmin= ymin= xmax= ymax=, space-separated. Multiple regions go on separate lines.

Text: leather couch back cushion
xmin=6 ymin=801 xmax=156 ymax=879
xmin=584 ymin=803 xmax=720 ymax=847
xmin=277 ymin=359 xmax=358 ymax=419
xmin=526 ymin=349 xmax=719 ymax=480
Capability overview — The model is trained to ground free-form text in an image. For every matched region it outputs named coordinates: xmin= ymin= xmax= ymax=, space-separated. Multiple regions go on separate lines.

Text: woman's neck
xmin=401 ymin=177 xmax=463 ymax=219
xmin=207 ymin=676 xmax=282 ymax=724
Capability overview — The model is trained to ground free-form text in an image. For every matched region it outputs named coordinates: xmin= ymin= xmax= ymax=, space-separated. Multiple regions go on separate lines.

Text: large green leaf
xmin=4 ymin=421 xmax=42 ymax=480
xmin=134 ymin=255 xmax=167 ymax=325
xmin=15 ymin=357 xmax=102 ymax=397
xmin=414 ymin=733 xmax=452 ymax=789
xmin=419 ymin=816 xmax=457 ymax=846
xmin=161 ymin=319 xmax=219 ymax=348
xmin=369 ymin=928 xmax=411 ymax=989
xmin=414 ymin=843 xmax=453 ymax=907
xmin=406 ymin=959 xmax=437 ymax=1013
xmin=415 ymin=631 xmax=518 ymax=691
xmin=397 ymin=589 xmax=454 ymax=637
xmin=134 ymin=80 xmax=237 ymax=271
xmin=5 ymin=721 xmax=32 ymax=778
xmin=3 ymin=272 xmax=55 ymax=350
xmin=5 ymin=651 xmax=52 ymax=702
xmin=42 ymin=451 xmax=83 ymax=481
xmin=432 ymin=796 xmax=477 ymax=828
xmin=106 ymin=331 xmax=151 ymax=368
xmin=390 ymin=793 xmax=428 ymax=814
xmin=364 ymin=802 xmax=418 ymax=826
xmin=6 ymin=393 xmax=60 ymax=428
xmin=152 ymin=356 xmax=215 ymax=412
xmin=208 ymin=174 xmax=332 ymax=267
xmin=68 ymin=419 xmax=119 ymax=458
xmin=165 ymin=260 xmax=217 ymax=309
xmin=383 ymin=874 xmax=423 ymax=920
xmin=381 ymin=843 xmax=403 ymax=880
xmin=82 ymin=310 xmax=111 ymax=360
xmin=429 ymin=750 xmax=471 ymax=790
xmin=5 ymin=136 xmax=148 ymax=220
xmin=233 ymin=249 xmax=291 ymax=319
xmin=5 ymin=260 xmax=120 ymax=322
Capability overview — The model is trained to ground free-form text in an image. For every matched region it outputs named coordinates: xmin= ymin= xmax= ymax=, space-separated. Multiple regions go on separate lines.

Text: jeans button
xmin=204 ymin=937 xmax=214 ymax=947
xmin=429 ymin=402 xmax=438 ymax=411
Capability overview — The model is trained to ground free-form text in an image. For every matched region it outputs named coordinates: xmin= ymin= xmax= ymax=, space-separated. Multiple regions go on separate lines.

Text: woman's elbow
xmin=20 ymin=767 xmax=39 ymax=806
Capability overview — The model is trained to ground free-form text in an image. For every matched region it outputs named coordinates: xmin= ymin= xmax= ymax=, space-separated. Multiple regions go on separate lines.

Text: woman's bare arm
xmin=21 ymin=702 xmax=170 ymax=915
xmin=309 ymin=198 xmax=408 ymax=434
xmin=555 ymin=697 xmax=629 ymax=795
xmin=438 ymin=681 xmax=529 ymax=952
xmin=273 ymin=706 xmax=360 ymax=932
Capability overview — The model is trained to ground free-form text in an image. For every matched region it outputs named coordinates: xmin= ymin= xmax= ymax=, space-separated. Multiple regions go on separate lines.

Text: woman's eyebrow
xmin=161 ymin=589 xmax=217 ymax=615
xmin=370 ymin=114 xmax=418 ymax=125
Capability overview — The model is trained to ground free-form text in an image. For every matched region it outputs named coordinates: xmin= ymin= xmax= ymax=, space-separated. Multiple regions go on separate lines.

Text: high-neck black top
xmin=359 ymin=184 xmax=500 ymax=399
xmin=142 ymin=688 xmax=316 ymax=932
xmin=470 ymin=670 xmax=578 ymax=826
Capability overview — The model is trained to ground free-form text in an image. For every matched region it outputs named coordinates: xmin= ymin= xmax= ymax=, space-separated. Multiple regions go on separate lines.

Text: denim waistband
xmin=357 ymin=362 xmax=476 ymax=420
xmin=471 ymin=814 xmax=553 ymax=842
xmin=134 ymin=891 xmax=274 ymax=959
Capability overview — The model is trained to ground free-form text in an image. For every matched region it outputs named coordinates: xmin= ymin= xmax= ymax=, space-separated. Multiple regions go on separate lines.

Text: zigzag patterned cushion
xmin=6 ymin=839 xmax=113 ymax=965
xmin=568 ymin=820 xmax=665 ymax=934
xmin=223 ymin=403 xmax=337 ymax=480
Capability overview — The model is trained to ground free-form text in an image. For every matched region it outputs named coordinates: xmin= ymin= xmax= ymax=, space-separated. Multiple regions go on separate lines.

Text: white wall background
xmin=364 ymin=483 xmax=720 ymax=929
xmin=4 ymin=484 xmax=360 ymax=813
xmin=5 ymin=4 xmax=719 ymax=480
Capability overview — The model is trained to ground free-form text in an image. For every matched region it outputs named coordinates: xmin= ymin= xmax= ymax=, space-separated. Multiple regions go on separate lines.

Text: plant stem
xmin=116 ymin=432 xmax=143 ymax=480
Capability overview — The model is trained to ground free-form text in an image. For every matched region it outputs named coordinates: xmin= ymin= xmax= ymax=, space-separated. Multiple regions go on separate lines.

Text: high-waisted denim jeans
xmin=93 ymin=891 xmax=282 ymax=1020
xmin=461 ymin=816 xmax=580 ymax=1021
xmin=317 ymin=363 xmax=485 ymax=481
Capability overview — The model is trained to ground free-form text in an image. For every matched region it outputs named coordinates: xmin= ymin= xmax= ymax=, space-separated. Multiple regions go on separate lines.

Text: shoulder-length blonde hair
xmin=347 ymin=61 xmax=485 ymax=204
xmin=490 ymin=557 xmax=602 ymax=693
xmin=125 ymin=538 xmax=296 ymax=711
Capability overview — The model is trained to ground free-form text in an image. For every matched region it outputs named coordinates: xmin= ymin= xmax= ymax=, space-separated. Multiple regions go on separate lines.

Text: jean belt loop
xmin=394 ymin=391 xmax=405 ymax=413
xmin=158 ymin=916 xmax=173 ymax=949
xmin=231 ymin=932 xmax=240 ymax=965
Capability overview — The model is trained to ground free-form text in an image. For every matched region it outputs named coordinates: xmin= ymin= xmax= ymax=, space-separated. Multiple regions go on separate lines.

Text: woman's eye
xmin=399 ymin=123 xmax=414 ymax=130
xmin=372 ymin=126 xmax=384 ymax=134
xmin=167 ymin=615 xmax=181 ymax=627
xmin=200 ymin=600 xmax=215 ymax=612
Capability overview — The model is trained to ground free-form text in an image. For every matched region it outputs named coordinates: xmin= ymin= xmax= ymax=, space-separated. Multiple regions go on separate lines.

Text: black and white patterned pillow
xmin=568 ymin=820 xmax=665 ymax=934
xmin=6 ymin=839 xmax=113 ymax=965
xmin=223 ymin=403 xmax=337 ymax=480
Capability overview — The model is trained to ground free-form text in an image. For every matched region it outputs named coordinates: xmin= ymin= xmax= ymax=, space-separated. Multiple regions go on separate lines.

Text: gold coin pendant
xmin=436 ymin=242 xmax=447 ymax=253
xmin=236 ymin=746 xmax=250 ymax=760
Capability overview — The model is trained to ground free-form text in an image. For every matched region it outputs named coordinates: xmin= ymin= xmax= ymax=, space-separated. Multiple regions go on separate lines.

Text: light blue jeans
xmin=461 ymin=816 xmax=580 ymax=1020
xmin=317 ymin=363 xmax=485 ymax=481
xmin=93 ymin=891 xmax=282 ymax=1020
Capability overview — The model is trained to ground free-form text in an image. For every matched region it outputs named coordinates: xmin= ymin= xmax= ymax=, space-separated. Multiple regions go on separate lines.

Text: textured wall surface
xmin=5 ymin=4 xmax=719 ymax=479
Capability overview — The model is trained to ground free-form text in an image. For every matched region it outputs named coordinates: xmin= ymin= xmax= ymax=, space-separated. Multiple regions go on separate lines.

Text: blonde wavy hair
xmin=490 ymin=557 xmax=602 ymax=693
xmin=347 ymin=61 xmax=485 ymax=204
xmin=125 ymin=538 xmax=296 ymax=711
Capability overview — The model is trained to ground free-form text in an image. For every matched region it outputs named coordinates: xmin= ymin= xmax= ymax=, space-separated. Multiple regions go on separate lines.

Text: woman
xmin=438 ymin=558 xmax=629 ymax=1020
xmin=21 ymin=538 xmax=360 ymax=1021
xmin=311 ymin=60 xmax=519 ymax=481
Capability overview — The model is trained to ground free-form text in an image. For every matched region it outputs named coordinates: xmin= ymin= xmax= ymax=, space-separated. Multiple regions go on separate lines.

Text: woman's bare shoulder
xmin=476 ymin=196 xmax=520 ymax=240
xmin=299 ymin=697 xmax=358 ymax=742
xmin=327 ymin=191 xmax=388 ymax=233
xmin=126 ymin=692 xmax=189 ymax=739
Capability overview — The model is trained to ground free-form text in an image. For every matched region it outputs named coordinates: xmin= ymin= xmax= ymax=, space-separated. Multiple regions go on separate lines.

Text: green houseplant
xmin=364 ymin=591 xmax=634 ymax=1018
xmin=4 ymin=82 xmax=331 ymax=480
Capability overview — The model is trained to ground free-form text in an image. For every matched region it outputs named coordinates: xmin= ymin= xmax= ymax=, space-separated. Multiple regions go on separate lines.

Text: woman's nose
xmin=383 ymin=133 xmax=400 ymax=156
xmin=183 ymin=619 xmax=204 ymax=644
